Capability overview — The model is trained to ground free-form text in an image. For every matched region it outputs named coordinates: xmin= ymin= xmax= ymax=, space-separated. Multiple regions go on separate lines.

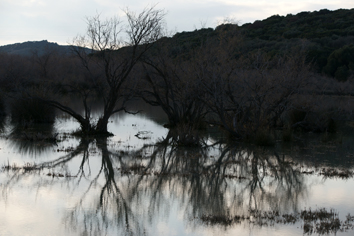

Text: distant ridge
xmin=0 ymin=40 xmax=91 ymax=56
xmin=2 ymin=8 xmax=354 ymax=80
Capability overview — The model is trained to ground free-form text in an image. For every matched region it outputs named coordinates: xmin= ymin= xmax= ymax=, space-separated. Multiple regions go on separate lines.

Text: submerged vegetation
xmin=199 ymin=208 xmax=354 ymax=235
xmin=1 ymin=8 xmax=354 ymax=145
xmin=1 ymin=129 xmax=354 ymax=235
xmin=1 ymin=7 xmax=354 ymax=236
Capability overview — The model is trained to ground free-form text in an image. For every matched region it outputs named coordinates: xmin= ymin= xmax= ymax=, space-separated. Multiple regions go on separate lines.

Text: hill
xmin=156 ymin=8 xmax=354 ymax=81
xmin=1 ymin=8 xmax=354 ymax=81
xmin=0 ymin=40 xmax=89 ymax=57
xmin=240 ymin=8 xmax=354 ymax=80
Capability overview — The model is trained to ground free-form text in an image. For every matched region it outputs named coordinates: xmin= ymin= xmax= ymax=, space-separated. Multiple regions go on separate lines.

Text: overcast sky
xmin=0 ymin=0 xmax=353 ymax=46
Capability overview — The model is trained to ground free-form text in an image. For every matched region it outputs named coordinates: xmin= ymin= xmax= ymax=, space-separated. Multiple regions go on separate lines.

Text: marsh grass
xmin=2 ymin=162 xmax=39 ymax=172
xmin=46 ymin=172 xmax=77 ymax=178
xmin=301 ymin=208 xmax=342 ymax=235
xmin=319 ymin=168 xmax=353 ymax=179
xmin=297 ymin=166 xmax=353 ymax=179
xmin=200 ymin=214 xmax=248 ymax=226
xmin=1 ymin=162 xmax=78 ymax=177
xmin=198 ymin=208 xmax=354 ymax=234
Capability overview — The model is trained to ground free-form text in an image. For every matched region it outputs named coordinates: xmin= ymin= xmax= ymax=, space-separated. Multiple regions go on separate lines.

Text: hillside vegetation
xmin=2 ymin=8 xmax=353 ymax=81
xmin=164 ymin=8 xmax=354 ymax=81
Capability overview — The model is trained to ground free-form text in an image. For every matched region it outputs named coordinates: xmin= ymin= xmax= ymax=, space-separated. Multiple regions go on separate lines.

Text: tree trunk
xmin=95 ymin=116 xmax=109 ymax=134
xmin=80 ymin=119 xmax=93 ymax=134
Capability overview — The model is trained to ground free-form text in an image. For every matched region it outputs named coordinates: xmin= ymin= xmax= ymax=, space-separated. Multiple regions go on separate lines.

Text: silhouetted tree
xmin=41 ymin=6 xmax=166 ymax=135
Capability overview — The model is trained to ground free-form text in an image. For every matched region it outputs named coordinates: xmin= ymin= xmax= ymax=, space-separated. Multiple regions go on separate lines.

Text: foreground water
xmin=1 ymin=112 xmax=354 ymax=236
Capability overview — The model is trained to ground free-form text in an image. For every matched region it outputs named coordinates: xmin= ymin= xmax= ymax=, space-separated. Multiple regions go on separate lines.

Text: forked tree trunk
xmin=80 ymin=119 xmax=93 ymax=134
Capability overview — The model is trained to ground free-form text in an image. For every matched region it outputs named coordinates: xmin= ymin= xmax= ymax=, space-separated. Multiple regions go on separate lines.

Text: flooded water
xmin=1 ymin=110 xmax=354 ymax=236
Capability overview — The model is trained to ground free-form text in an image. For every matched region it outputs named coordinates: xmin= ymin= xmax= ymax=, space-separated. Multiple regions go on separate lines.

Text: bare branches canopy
xmin=60 ymin=6 xmax=166 ymax=134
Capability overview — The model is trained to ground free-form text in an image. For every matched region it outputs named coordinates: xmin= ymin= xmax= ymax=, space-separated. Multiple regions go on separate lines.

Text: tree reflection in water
xmin=130 ymin=140 xmax=307 ymax=222
xmin=1 ymin=132 xmax=309 ymax=235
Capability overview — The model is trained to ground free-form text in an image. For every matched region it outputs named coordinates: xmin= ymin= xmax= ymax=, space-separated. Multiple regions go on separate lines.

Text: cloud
xmin=1 ymin=0 xmax=353 ymax=45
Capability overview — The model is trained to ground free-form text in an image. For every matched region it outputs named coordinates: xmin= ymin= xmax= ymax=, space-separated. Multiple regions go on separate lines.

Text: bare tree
xmin=43 ymin=6 xmax=165 ymax=135
xmin=138 ymin=29 xmax=217 ymax=145
xmin=200 ymin=50 xmax=310 ymax=140
xmin=187 ymin=26 xmax=310 ymax=141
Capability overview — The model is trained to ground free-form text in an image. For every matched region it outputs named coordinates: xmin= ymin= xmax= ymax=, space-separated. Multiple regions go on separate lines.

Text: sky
xmin=0 ymin=0 xmax=353 ymax=46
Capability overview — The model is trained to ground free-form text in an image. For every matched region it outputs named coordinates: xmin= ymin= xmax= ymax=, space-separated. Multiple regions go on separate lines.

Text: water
xmin=1 ymin=111 xmax=354 ymax=236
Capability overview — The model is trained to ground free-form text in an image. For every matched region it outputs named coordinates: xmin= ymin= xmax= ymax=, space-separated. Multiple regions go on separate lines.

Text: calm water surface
xmin=1 ymin=111 xmax=354 ymax=236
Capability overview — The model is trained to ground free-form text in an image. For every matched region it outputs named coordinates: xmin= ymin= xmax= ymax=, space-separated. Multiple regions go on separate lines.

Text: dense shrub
xmin=0 ymin=94 xmax=6 ymax=117
xmin=0 ymin=95 xmax=5 ymax=133
xmin=10 ymin=97 xmax=56 ymax=124
xmin=286 ymin=109 xmax=336 ymax=133
xmin=323 ymin=45 xmax=354 ymax=81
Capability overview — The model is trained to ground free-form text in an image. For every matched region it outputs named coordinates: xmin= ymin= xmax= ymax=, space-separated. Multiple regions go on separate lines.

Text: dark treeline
xmin=240 ymin=8 xmax=354 ymax=81
xmin=169 ymin=8 xmax=354 ymax=81
xmin=1 ymin=7 xmax=354 ymax=145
